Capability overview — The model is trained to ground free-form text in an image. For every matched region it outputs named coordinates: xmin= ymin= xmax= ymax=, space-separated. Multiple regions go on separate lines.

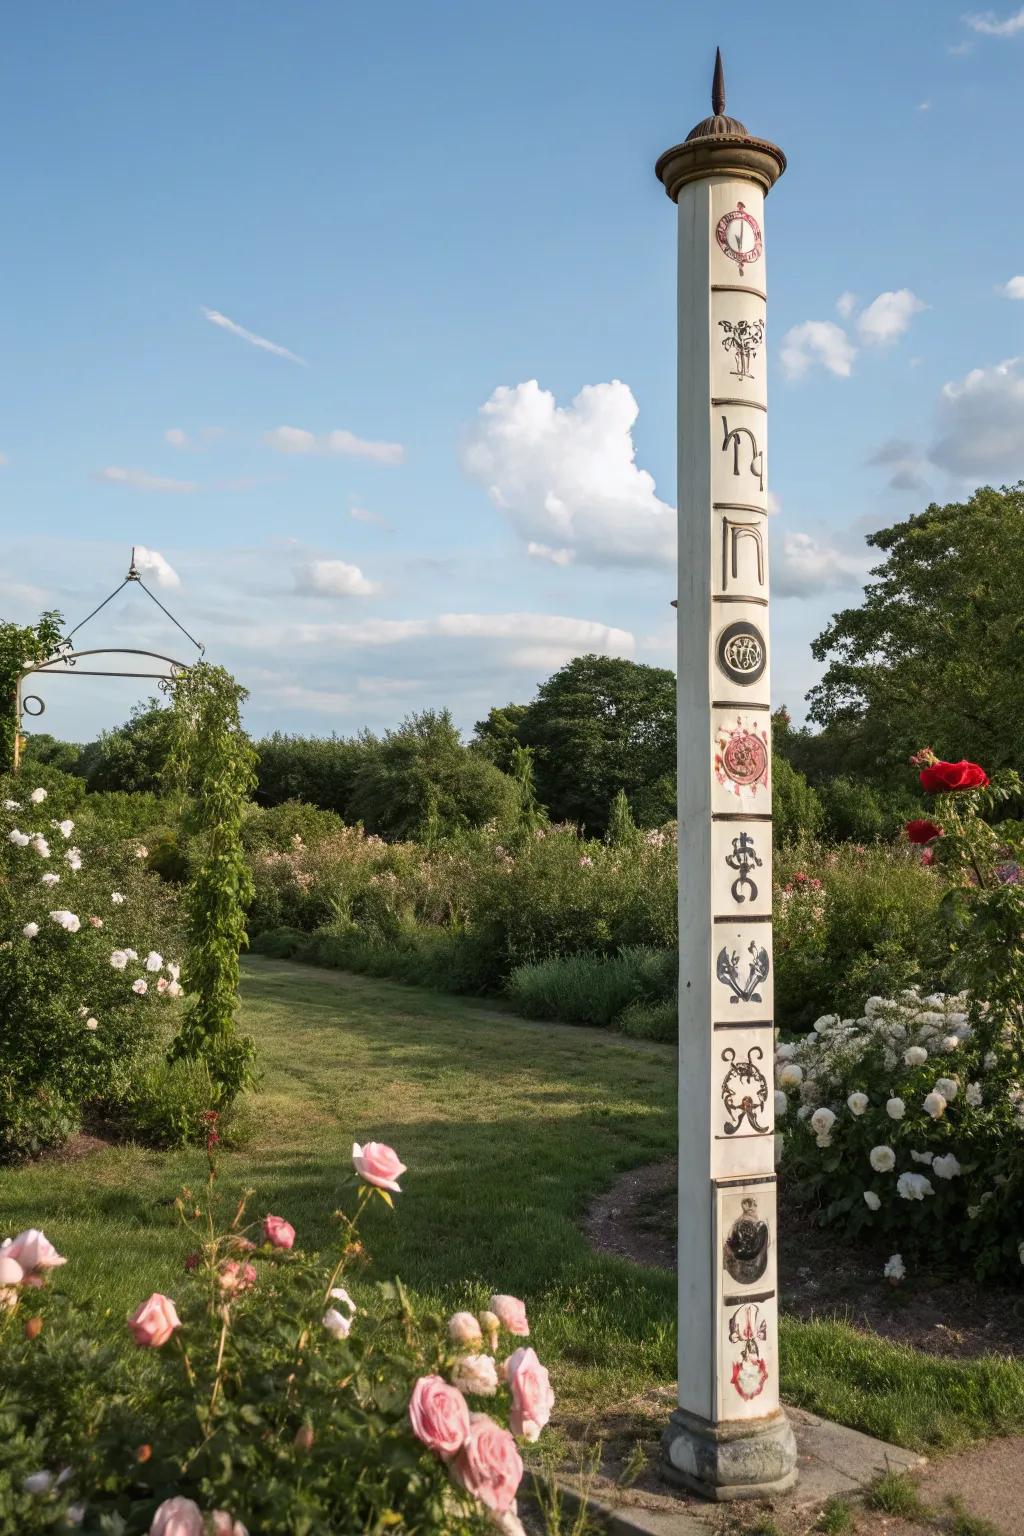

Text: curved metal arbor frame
xmin=14 ymin=550 xmax=205 ymax=769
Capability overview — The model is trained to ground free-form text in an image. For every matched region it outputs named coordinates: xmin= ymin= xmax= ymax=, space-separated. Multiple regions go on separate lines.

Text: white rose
xmin=85 ymin=1017 xmax=98 ymax=1031
xmin=41 ymin=872 xmax=60 ymax=887
xmin=8 ymin=829 xmax=29 ymax=847
xmin=56 ymin=819 xmax=74 ymax=838
xmin=329 ymin=1286 xmax=356 ymax=1314
xmin=448 ymin=1311 xmax=483 ymax=1346
xmin=941 ymin=1035 xmax=960 ymax=1053
xmin=911 ymin=1149 xmax=934 ymax=1165
xmin=774 ymin=1090 xmax=788 ymax=1119
xmin=932 ymin=1153 xmax=962 ymax=1180
xmin=451 ymin=1352 xmax=499 ymax=1397
xmin=923 ymin=1091 xmax=947 ymax=1120
xmin=883 ymin=1253 xmax=905 ymax=1283
xmin=49 ymin=910 xmax=80 ymax=933
xmin=131 ymin=979 xmax=148 ymax=995
xmin=322 ymin=1307 xmax=352 ymax=1340
xmin=145 ymin=951 xmax=163 ymax=972
xmin=863 ymin=1190 xmax=881 ymax=1211
xmin=167 ymin=961 xmax=181 ymax=981
xmin=886 ymin=1098 xmax=906 ymax=1120
xmin=29 ymin=787 xmax=47 ymax=804
xmin=810 ymin=1107 xmax=836 ymax=1138
xmin=897 ymin=1171 xmax=934 ymax=1201
xmin=3 ymin=798 xmax=20 ymax=809
xmin=22 ymin=923 xmax=39 ymax=939
xmin=965 ymin=1082 xmax=983 ymax=1107
xmin=65 ymin=849 xmax=82 ymax=871
xmin=847 ymin=1092 xmax=869 ymax=1116
xmin=111 ymin=892 xmax=125 ymax=905
xmin=935 ymin=1077 xmax=958 ymax=1101
xmin=984 ymin=1051 xmax=997 ymax=1071
xmin=110 ymin=950 xmax=128 ymax=970
xmin=778 ymin=1064 xmax=803 ymax=1090
xmin=31 ymin=836 xmax=50 ymax=858
xmin=775 ymin=1042 xmax=797 ymax=1062
xmin=869 ymin=1145 xmax=896 ymax=1173
xmin=167 ymin=980 xmax=183 ymax=998
xmin=904 ymin=1046 xmax=928 ymax=1067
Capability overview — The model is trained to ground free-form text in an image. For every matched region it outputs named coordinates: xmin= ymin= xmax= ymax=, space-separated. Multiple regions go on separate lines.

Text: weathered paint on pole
xmin=656 ymin=53 xmax=797 ymax=1499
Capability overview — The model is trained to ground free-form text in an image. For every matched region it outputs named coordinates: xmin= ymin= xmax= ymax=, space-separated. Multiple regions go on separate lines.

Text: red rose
xmin=918 ymin=760 xmax=989 ymax=793
xmin=905 ymin=819 xmax=943 ymax=845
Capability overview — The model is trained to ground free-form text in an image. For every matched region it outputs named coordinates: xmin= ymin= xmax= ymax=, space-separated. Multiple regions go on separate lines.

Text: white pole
xmin=657 ymin=51 xmax=797 ymax=1500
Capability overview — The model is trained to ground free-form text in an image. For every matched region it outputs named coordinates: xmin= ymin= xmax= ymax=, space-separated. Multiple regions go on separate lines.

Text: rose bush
xmin=0 ymin=770 xmax=186 ymax=1160
xmin=0 ymin=1137 xmax=552 ymax=1535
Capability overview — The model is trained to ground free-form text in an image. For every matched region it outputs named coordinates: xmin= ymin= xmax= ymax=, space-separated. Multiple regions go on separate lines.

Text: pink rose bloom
xmin=352 ymin=1140 xmax=406 ymax=1193
xmin=408 ymin=1374 xmax=471 ymax=1458
xmin=0 ymin=1255 xmax=25 ymax=1286
xmin=263 ymin=1214 xmax=296 ymax=1250
xmin=211 ymin=1514 xmax=249 ymax=1536
xmin=450 ymin=1413 xmax=524 ymax=1514
xmin=150 ymin=1498 xmax=203 ymax=1536
xmin=218 ymin=1260 xmax=257 ymax=1294
xmin=127 ymin=1292 xmax=181 ymax=1348
xmin=504 ymin=1346 xmax=555 ymax=1442
xmin=488 ymin=1293 xmax=529 ymax=1336
xmin=4 ymin=1229 xmax=67 ymax=1274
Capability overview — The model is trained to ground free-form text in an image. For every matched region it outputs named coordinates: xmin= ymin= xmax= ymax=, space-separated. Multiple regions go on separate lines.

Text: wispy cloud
xmin=201 ymin=307 xmax=308 ymax=366
xmin=265 ymin=425 xmax=405 ymax=465
xmin=350 ymin=504 xmax=393 ymax=529
xmin=165 ymin=426 xmax=224 ymax=451
xmin=294 ymin=559 xmax=382 ymax=598
xmin=527 ymin=541 xmax=575 ymax=566
xmin=965 ymin=6 xmax=1024 ymax=34
xmin=867 ymin=437 xmax=930 ymax=491
xmin=774 ymin=532 xmax=870 ymax=597
xmin=95 ymin=466 xmax=199 ymax=494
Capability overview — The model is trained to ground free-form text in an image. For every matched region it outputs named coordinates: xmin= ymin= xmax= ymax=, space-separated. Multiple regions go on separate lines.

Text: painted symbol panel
xmin=711 ymin=713 xmax=771 ymax=815
xmin=714 ymin=1178 xmax=780 ymax=1419
xmin=714 ymin=510 xmax=769 ymax=600
xmin=710 ymin=183 xmax=766 ymax=285
xmin=711 ymin=289 xmax=767 ymax=402
xmin=712 ymin=925 xmax=773 ymax=1021
xmin=711 ymin=821 xmax=771 ymax=914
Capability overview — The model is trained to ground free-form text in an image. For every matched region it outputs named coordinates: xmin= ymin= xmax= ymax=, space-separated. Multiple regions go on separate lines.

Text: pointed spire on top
xmin=712 ymin=47 xmax=725 ymax=117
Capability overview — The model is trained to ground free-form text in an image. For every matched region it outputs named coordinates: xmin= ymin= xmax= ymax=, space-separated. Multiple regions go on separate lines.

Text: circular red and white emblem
xmin=715 ymin=202 xmax=763 ymax=275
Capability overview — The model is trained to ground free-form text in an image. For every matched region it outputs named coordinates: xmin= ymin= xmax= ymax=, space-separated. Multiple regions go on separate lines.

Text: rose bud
xmin=449 ymin=1310 xmax=484 ymax=1346
xmin=24 ymin=1315 xmax=43 ymax=1340
xmin=478 ymin=1309 xmax=500 ymax=1351
xmin=135 ymin=1444 xmax=152 ymax=1463
xmin=127 ymin=1292 xmax=181 ymax=1348
xmin=262 ymin=1214 xmax=296 ymax=1250
xmin=294 ymin=1423 xmax=315 ymax=1451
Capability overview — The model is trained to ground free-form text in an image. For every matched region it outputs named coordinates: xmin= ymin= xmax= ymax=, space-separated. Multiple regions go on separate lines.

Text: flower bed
xmin=0 ymin=1136 xmax=552 ymax=1534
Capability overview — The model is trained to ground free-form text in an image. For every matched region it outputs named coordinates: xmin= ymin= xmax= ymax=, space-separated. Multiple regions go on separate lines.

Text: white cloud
xmin=773 ymin=532 xmax=870 ymax=598
xmin=133 ymin=546 xmax=181 ymax=589
xmin=965 ymin=6 xmax=1024 ymax=33
xmin=462 ymin=379 xmax=675 ymax=569
xmin=350 ymin=504 xmax=392 ymax=528
xmin=930 ymin=356 xmax=1024 ymax=479
xmin=295 ymin=559 xmax=381 ymax=598
xmin=240 ymin=611 xmax=634 ymax=658
xmin=857 ymin=289 xmax=927 ymax=344
xmin=766 ymin=490 xmax=782 ymax=516
xmin=165 ymin=426 xmax=224 ymax=451
xmin=836 ymin=291 xmax=857 ymax=319
xmin=201 ymin=307 xmax=307 ymax=366
xmin=867 ymin=438 xmax=929 ymax=491
xmin=999 ymin=276 xmax=1024 ymax=299
xmin=265 ymin=425 xmax=405 ymax=465
xmin=917 ymin=100 xmax=932 ymax=111
xmin=95 ymin=466 xmax=198 ymax=494
xmin=527 ymin=541 xmax=575 ymax=566
xmin=780 ymin=321 xmax=855 ymax=380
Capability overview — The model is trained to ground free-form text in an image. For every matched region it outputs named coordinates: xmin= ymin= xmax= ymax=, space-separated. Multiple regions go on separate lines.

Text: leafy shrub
xmin=507 ymin=946 xmax=675 ymax=1027
xmin=618 ymin=996 xmax=678 ymax=1042
xmin=102 ymin=1055 xmax=252 ymax=1150
xmin=241 ymin=798 xmax=346 ymax=853
xmin=255 ymin=730 xmax=364 ymax=814
xmin=773 ymin=840 xmax=944 ymax=1031
xmin=772 ymin=755 xmax=823 ymax=847
xmin=0 ymin=774 xmax=186 ymax=1162
xmin=0 ymin=1137 xmax=552 ymax=1534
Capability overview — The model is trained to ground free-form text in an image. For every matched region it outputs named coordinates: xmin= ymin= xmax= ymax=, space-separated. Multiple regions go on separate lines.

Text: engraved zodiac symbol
xmin=722 ymin=518 xmax=765 ymax=590
xmin=719 ymin=318 xmax=764 ymax=382
xmin=725 ymin=831 xmax=762 ymax=903
xmin=721 ymin=416 xmax=764 ymax=491
xmin=716 ymin=941 xmax=770 ymax=1004
xmin=728 ymin=1301 xmax=769 ymax=1401
xmin=723 ymin=1197 xmax=769 ymax=1284
xmin=721 ymin=1046 xmax=769 ymax=1135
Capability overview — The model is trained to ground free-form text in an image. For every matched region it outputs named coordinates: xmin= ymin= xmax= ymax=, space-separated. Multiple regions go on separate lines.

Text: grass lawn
xmin=3 ymin=956 xmax=1024 ymax=1454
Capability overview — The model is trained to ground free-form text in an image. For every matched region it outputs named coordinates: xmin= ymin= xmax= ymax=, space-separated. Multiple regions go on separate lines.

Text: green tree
xmin=508 ymin=742 xmax=547 ymax=841
xmin=605 ymin=787 xmax=638 ymax=847
xmin=254 ymin=732 xmax=363 ymax=815
xmin=0 ymin=611 xmax=64 ymax=770
xmin=807 ymin=485 xmax=1024 ymax=781
xmin=19 ymin=732 xmax=86 ymax=776
xmin=518 ymin=655 xmax=676 ymax=834
xmin=470 ymin=703 xmax=529 ymax=773
xmin=348 ymin=710 xmax=517 ymax=841
xmin=772 ymin=754 xmax=823 ymax=848
xmin=81 ymin=697 xmax=175 ymax=793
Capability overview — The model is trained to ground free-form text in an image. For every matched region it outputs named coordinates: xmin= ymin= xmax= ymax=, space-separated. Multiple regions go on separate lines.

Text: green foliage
xmin=816 ymin=774 xmax=886 ymax=842
xmin=518 ymin=655 xmax=676 ymax=834
xmin=255 ymin=731 xmax=363 ymax=815
xmin=0 ymin=772 xmax=184 ymax=1162
xmin=166 ymin=663 xmax=258 ymax=1104
xmin=605 ymin=788 xmax=638 ymax=848
xmin=470 ymin=701 xmax=530 ymax=772
xmin=508 ymin=743 xmax=548 ymax=842
xmin=816 ymin=1497 xmax=854 ymax=1534
xmin=617 ymin=996 xmax=677 ymax=1043
xmin=0 ymin=1155 xmax=539 ymax=1534
xmin=105 ymin=1055 xmax=252 ymax=1149
xmin=808 ymin=485 xmax=1024 ymax=781
xmin=241 ymin=798 xmax=346 ymax=853
xmin=773 ymin=840 xmax=945 ymax=1030
xmin=348 ymin=710 xmax=518 ymax=841
xmin=0 ymin=610 xmax=64 ymax=770
xmin=506 ymin=945 xmax=675 ymax=1028
xmin=79 ymin=696 xmax=176 ymax=793
xmin=772 ymin=753 xmax=823 ymax=847
xmin=866 ymin=1472 xmax=927 ymax=1518
xmin=18 ymin=732 xmax=86 ymax=776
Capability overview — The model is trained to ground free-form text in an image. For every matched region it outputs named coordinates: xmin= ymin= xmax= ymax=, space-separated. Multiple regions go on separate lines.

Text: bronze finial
xmin=712 ymin=48 xmax=725 ymax=117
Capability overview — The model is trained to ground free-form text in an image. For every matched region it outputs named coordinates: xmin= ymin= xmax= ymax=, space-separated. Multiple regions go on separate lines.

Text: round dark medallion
xmin=717 ymin=620 xmax=766 ymax=686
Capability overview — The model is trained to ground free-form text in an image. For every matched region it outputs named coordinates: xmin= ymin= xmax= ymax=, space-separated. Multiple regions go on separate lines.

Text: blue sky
xmin=2 ymin=0 xmax=1023 ymax=744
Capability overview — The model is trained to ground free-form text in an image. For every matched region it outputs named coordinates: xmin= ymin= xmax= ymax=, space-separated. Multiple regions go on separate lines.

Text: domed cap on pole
xmin=655 ymin=49 xmax=786 ymax=202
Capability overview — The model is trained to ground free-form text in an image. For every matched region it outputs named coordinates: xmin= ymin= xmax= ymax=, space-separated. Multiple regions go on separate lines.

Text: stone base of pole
xmin=662 ymin=1406 xmax=798 ymax=1501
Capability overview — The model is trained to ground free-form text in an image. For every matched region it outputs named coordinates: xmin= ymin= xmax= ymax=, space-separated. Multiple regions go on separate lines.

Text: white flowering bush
xmin=777 ymin=988 xmax=1024 ymax=1278
xmin=0 ymin=1137 xmax=549 ymax=1535
xmin=0 ymin=770 xmax=185 ymax=1160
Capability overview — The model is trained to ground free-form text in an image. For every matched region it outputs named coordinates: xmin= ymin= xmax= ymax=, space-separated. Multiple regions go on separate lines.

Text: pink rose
xmin=352 ymin=1140 xmax=406 ymax=1193
xmin=149 ymin=1497 xmax=203 ymax=1536
xmin=488 ymin=1293 xmax=529 ymax=1336
xmin=263 ymin=1214 xmax=296 ymax=1250
xmin=504 ymin=1346 xmax=554 ymax=1442
xmin=4 ymin=1229 xmax=66 ymax=1275
xmin=450 ymin=1413 xmax=524 ymax=1514
xmin=0 ymin=1255 xmax=24 ymax=1286
xmin=211 ymin=1514 xmax=249 ymax=1536
xmin=127 ymin=1292 xmax=181 ymax=1348
xmin=218 ymin=1260 xmax=257 ymax=1294
xmin=409 ymin=1374 xmax=471 ymax=1457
